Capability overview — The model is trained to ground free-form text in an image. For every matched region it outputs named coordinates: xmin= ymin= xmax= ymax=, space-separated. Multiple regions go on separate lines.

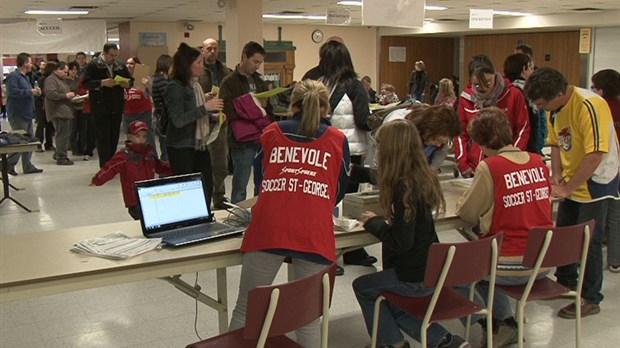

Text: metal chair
xmin=370 ymin=234 xmax=502 ymax=348
xmin=186 ymin=263 xmax=337 ymax=348
xmin=495 ymin=220 xmax=595 ymax=348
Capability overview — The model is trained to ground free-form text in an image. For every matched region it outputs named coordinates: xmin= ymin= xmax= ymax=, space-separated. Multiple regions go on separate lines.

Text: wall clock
xmin=311 ymin=29 xmax=324 ymax=43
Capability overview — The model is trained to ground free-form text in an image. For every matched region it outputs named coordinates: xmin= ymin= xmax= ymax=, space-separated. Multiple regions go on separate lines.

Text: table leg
xmin=216 ymin=268 xmax=229 ymax=333
xmin=0 ymin=153 xmax=37 ymax=213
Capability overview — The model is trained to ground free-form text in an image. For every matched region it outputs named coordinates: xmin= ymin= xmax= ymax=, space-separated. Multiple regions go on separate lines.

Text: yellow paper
xmin=253 ymin=87 xmax=288 ymax=99
xmin=114 ymin=75 xmax=131 ymax=84
xmin=211 ymin=86 xmax=220 ymax=96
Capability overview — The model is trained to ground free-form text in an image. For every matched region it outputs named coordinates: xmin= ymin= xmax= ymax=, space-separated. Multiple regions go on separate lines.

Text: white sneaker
xmin=83 ymin=155 xmax=90 ymax=161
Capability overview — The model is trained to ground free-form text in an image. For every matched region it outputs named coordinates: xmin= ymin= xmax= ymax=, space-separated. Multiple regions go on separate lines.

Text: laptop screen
xmin=135 ymin=174 xmax=212 ymax=235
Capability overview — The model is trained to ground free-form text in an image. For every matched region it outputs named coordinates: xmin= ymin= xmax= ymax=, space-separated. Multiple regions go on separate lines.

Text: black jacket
xmin=82 ymin=56 xmax=133 ymax=115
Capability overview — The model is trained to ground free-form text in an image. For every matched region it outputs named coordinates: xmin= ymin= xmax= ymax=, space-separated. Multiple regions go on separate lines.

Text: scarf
xmin=192 ymin=77 xmax=210 ymax=151
xmin=473 ymin=73 xmax=506 ymax=109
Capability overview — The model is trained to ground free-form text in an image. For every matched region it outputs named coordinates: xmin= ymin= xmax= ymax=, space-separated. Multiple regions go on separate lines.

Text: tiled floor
xmin=1 ymin=120 xmax=620 ymax=347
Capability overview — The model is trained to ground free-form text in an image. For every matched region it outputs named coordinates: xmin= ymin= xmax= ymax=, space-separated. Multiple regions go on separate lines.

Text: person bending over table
xmin=229 ymin=80 xmax=349 ymax=348
xmin=353 ymin=120 xmax=470 ymax=348
xmin=455 ymin=107 xmax=553 ymax=347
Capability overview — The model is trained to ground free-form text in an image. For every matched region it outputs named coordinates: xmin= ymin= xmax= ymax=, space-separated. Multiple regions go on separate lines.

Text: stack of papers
xmin=70 ymin=232 xmax=162 ymax=260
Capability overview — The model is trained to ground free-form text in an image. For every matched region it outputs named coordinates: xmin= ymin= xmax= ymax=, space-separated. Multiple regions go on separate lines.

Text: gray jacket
xmin=43 ymin=73 xmax=73 ymax=121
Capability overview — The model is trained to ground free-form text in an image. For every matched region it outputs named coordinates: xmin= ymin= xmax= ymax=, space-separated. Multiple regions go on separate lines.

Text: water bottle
xmin=34 ymin=80 xmax=39 ymax=89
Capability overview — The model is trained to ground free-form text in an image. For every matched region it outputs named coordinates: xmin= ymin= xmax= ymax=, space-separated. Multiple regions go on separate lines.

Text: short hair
xmin=67 ymin=61 xmax=79 ymax=71
xmin=171 ymin=42 xmax=202 ymax=86
xmin=128 ymin=56 xmax=141 ymax=64
xmin=361 ymin=76 xmax=372 ymax=84
xmin=76 ymin=51 xmax=86 ymax=58
xmin=242 ymin=41 xmax=265 ymax=59
xmin=44 ymin=61 xmax=58 ymax=75
xmin=503 ymin=53 xmax=531 ymax=82
xmin=515 ymin=44 xmax=534 ymax=57
xmin=154 ymin=54 xmax=173 ymax=75
xmin=406 ymin=104 xmax=461 ymax=141
xmin=16 ymin=52 xmax=31 ymax=68
xmin=415 ymin=60 xmax=426 ymax=70
xmin=592 ymin=69 xmax=620 ymax=98
xmin=468 ymin=54 xmax=495 ymax=78
xmin=383 ymin=84 xmax=396 ymax=93
xmin=524 ymin=67 xmax=568 ymax=102
xmin=468 ymin=107 xmax=513 ymax=150
xmin=103 ymin=43 xmax=118 ymax=53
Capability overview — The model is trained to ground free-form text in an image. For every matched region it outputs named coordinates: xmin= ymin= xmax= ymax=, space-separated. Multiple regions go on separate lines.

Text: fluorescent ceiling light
xmin=493 ymin=10 xmax=531 ymax=16
xmin=263 ymin=14 xmax=327 ymax=20
xmin=337 ymin=1 xmax=446 ymax=11
xmin=25 ymin=10 xmax=89 ymax=15
xmin=108 ymin=38 xmax=120 ymax=42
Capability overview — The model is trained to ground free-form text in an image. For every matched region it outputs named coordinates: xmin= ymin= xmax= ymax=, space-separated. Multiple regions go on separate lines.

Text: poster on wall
xmin=139 ymin=32 xmax=167 ymax=47
xmin=37 ymin=19 xmax=63 ymax=35
xmin=389 ymin=47 xmax=406 ymax=62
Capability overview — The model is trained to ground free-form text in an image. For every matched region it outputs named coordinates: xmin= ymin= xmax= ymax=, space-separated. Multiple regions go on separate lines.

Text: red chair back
xmin=522 ymin=220 xmax=595 ymax=268
xmin=423 ymin=234 xmax=502 ymax=288
xmin=244 ymin=263 xmax=337 ymax=339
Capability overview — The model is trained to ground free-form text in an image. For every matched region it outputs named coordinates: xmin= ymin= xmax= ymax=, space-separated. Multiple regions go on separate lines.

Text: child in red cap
xmin=91 ymin=120 xmax=172 ymax=219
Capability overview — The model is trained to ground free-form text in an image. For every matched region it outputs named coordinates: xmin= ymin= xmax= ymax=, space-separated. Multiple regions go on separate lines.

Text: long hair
xmin=406 ymin=104 xmax=461 ymax=142
xmin=290 ymin=80 xmax=330 ymax=138
xmin=318 ymin=40 xmax=357 ymax=88
xmin=154 ymin=54 xmax=173 ymax=76
xmin=435 ymin=78 xmax=456 ymax=102
xmin=375 ymin=120 xmax=445 ymax=222
xmin=171 ymin=43 xmax=201 ymax=86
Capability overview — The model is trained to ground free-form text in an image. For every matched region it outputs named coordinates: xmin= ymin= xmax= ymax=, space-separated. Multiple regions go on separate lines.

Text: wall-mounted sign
xmin=389 ymin=47 xmax=406 ymax=62
xmin=327 ymin=7 xmax=351 ymax=25
xmin=469 ymin=9 xmax=494 ymax=29
xmin=37 ymin=19 xmax=63 ymax=35
xmin=579 ymin=28 xmax=592 ymax=54
xmin=139 ymin=32 xmax=167 ymax=47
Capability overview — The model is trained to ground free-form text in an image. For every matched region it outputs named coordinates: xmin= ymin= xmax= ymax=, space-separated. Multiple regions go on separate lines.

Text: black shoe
xmin=8 ymin=168 xmax=18 ymax=176
xmin=24 ymin=167 xmax=43 ymax=174
xmin=57 ymin=158 xmax=74 ymax=165
xmin=336 ymin=266 xmax=345 ymax=276
xmin=344 ymin=256 xmax=378 ymax=267
xmin=35 ymin=145 xmax=44 ymax=152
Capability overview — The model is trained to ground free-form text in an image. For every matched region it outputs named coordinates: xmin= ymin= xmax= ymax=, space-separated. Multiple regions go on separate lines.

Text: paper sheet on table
xmin=253 ymin=87 xmax=288 ymax=99
xmin=114 ymin=75 xmax=131 ymax=84
xmin=70 ymin=232 xmax=162 ymax=260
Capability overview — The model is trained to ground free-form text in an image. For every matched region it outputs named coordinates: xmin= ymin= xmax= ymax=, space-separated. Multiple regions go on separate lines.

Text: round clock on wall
xmin=311 ymin=29 xmax=324 ymax=43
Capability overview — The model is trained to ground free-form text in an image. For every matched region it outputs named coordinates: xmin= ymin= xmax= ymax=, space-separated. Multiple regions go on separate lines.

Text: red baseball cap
xmin=129 ymin=120 xmax=148 ymax=135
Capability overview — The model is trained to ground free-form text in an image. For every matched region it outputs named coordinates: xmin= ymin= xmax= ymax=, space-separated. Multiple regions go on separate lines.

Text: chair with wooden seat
xmin=370 ymin=234 xmax=502 ymax=348
xmin=495 ymin=220 xmax=594 ymax=348
xmin=186 ymin=263 xmax=337 ymax=348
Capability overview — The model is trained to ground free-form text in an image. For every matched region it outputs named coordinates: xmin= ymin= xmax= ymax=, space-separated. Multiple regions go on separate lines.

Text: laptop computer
xmin=135 ymin=173 xmax=245 ymax=247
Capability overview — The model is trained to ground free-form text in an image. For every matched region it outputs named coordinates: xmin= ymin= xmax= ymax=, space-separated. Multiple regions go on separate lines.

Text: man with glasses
xmin=82 ymin=43 xmax=133 ymax=168
xmin=525 ymin=67 xmax=620 ymax=319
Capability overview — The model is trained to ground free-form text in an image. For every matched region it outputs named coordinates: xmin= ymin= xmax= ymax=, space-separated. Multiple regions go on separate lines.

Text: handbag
xmin=231 ymin=93 xmax=270 ymax=143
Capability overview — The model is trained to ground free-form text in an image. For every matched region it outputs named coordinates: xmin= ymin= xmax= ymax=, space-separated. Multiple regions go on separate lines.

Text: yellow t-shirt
xmin=546 ymin=87 xmax=620 ymax=202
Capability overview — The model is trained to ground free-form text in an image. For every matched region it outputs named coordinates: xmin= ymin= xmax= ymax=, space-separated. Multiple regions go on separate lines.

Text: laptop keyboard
xmin=165 ymin=223 xmax=239 ymax=243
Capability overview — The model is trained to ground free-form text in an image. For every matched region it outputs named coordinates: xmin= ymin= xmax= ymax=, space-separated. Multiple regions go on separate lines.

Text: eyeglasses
xmin=473 ymin=81 xmax=492 ymax=89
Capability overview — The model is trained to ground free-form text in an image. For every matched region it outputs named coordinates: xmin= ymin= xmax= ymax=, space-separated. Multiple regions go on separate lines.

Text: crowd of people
xmin=3 ymin=38 xmax=619 ymax=348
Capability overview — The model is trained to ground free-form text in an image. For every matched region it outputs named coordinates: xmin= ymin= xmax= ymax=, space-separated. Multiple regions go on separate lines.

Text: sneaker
xmin=609 ymin=265 xmax=620 ymax=273
xmin=52 ymin=153 xmax=57 ymax=160
xmin=493 ymin=323 xmax=518 ymax=348
xmin=36 ymin=145 xmax=44 ymax=152
xmin=8 ymin=168 xmax=18 ymax=176
xmin=56 ymin=158 xmax=74 ymax=165
xmin=438 ymin=334 xmax=471 ymax=348
xmin=336 ymin=265 xmax=345 ymax=276
xmin=83 ymin=155 xmax=90 ymax=161
xmin=558 ymin=299 xmax=600 ymax=319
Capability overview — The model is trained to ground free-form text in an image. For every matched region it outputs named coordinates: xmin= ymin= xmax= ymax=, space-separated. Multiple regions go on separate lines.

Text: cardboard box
xmin=342 ymin=191 xmax=384 ymax=219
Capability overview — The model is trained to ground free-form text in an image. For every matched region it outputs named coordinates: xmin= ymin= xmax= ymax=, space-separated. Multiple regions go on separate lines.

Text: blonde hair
xmin=437 ymin=78 xmax=456 ymax=100
xmin=290 ymin=80 xmax=330 ymax=138
xmin=375 ymin=120 xmax=445 ymax=222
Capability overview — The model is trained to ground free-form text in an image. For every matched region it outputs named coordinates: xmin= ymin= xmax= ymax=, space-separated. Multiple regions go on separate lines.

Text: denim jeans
xmin=7 ymin=116 xmax=38 ymax=172
xmin=477 ymin=271 xmax=548 ymax=320
xmin=230 ymin=144 xmax=259 ymax=203
xmin=352 ymin=268 xmax=448 ymax=348
xmin=230 ymin=251 xmax=327 ymax=348
xmin=606 ymin=198 xmax=620 ymax=267
xmin=555 ymin=198 xmax=610 ymax=304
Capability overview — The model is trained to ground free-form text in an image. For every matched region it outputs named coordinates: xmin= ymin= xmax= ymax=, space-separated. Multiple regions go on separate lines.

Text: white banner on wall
xmin=37 ymin=18 xmax=63 ymax=35
xmin=469 ymin=9 xmax=494 ymax=29
xmin=362 ymin=0 xmax=425 ymax=28
xmin=326 ymin=7 xmax=352 ymax=26
xmin=1 ymin=19 xmax=106 ymax=54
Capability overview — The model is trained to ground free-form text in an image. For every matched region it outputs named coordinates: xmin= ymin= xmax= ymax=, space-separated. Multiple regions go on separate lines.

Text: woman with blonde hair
xmin=353 ymin=120 xmax=470 ymax=348
xmin=407 ymin=60 xmax=429 ymax=102
xmin=433 ymin=78 xmax=457 ymax=108
xmin=229 ymin=79 xmax=350 ymax=348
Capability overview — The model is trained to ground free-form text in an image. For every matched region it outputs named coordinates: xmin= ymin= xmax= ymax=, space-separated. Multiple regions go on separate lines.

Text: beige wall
xmin=122 ymin=22 xmax=378 ymax=88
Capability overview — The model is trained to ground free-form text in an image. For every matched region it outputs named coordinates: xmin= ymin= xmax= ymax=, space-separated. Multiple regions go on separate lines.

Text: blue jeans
xmin=7 ymin=116 xmax=38 ymax=172
xmin=606 ymin=198 xmax=620 ymax=267
xmin=477 ymin=271 xmax=548 ymax=320
xmin=352 ymin=268 xmax=448 ymax=348
xmin=230 ymin=144 xmax=259 ymax=203
xmin=555 ymin=198 xmax=609 ymax=304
